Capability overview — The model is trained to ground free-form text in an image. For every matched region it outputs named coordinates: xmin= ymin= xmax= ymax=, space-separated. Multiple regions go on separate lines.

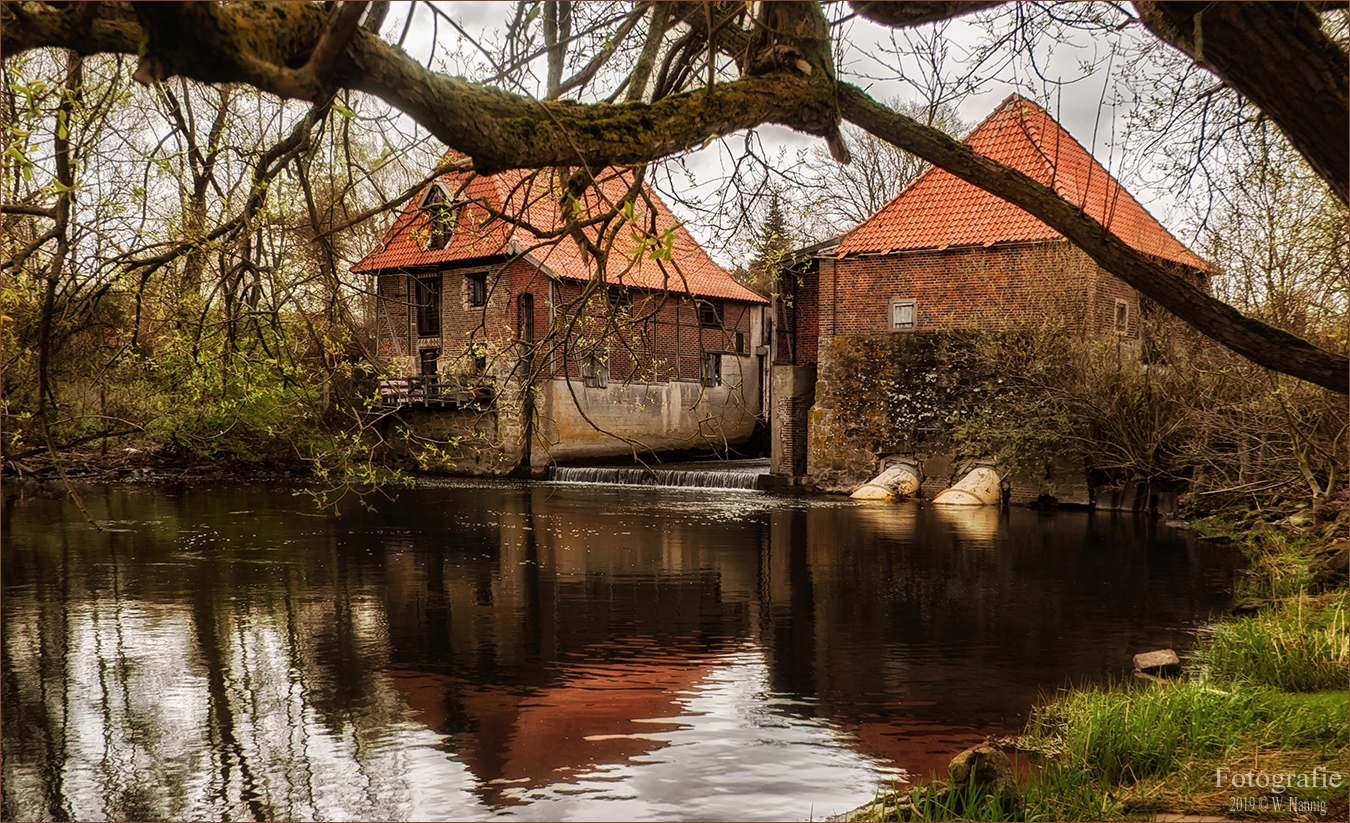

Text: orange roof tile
xmin=353 ymin=163 xmax=765 ymax=304
xmin=836 ymin=94 xmax=1207 ymax=269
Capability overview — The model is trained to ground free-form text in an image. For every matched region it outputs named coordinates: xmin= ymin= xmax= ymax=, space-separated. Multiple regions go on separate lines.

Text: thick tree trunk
xmin=1135 ymin=2 xmax=1349 ymax=205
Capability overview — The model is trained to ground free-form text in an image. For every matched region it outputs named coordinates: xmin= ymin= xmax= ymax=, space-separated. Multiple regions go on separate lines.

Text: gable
xmin=835 ymin=95 xmax=1207 ymax=270
xmin=353 ymin=164 xmax=766 ymax=305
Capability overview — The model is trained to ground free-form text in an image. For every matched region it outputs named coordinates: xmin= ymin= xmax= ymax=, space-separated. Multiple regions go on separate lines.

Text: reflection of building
xmin=353 ymin=165 xmax=769 ymax=472
xmin=4 ymin=486 xmax=1240 ymax=819
xmin=768 ymin=95 xmax=1208 ymax=491
xmin=376 ymin=495 xmax=754 ymax=805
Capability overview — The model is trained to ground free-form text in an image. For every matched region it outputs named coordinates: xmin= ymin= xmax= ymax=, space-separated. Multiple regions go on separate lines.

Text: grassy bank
xmin=851 ymin=526 xmax=1349 ymax=822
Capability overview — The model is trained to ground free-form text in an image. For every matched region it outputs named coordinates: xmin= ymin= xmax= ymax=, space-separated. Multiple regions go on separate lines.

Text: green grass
xmin=849 ymin=585 xmax=1350 ymax=822
xmin=1236 ymin=531 xmax=1322 ymax=601
xmin=1200 ymin=594 xmax=1348 ymax=692
xmin=1025 ymin=681 xmax=1347 ymax=783
xmin=1006 ymin=682 xmax=1347 ymax=821
xmin=845 ymin=516 xmax=1349 ymax=822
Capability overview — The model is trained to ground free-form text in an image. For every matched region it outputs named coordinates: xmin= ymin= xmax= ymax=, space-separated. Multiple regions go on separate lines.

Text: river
xmin=2 ymin=480 xmax=1239 ymax=821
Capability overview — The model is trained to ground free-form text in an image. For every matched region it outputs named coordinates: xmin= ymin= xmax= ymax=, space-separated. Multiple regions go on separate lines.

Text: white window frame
xmin=1113 ymin=298 xmax=1130 ymax=335
xmin=889 ymin=298 xmax=917 ymax=331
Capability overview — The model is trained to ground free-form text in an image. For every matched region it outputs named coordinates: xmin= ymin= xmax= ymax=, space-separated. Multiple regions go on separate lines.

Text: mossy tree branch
xmin=3 ymin=0 xmax=1345 ymax=392
xmin=837 ymin=85 xmax=1347 ymax=395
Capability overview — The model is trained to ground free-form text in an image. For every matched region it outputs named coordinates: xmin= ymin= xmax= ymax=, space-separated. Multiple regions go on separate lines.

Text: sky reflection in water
xmin=2 ymin=481 xmax=1239 ymax=821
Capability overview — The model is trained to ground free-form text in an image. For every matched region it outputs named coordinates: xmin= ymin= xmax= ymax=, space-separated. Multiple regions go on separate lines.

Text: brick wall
xmin=817 ymin=241 xmax=1124 ymax=340
xmin=375 ymin=260 xmax=761 ymax=384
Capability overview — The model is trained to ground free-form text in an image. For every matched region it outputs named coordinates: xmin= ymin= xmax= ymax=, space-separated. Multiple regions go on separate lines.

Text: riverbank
xmin=846 ymin=508 xmax=1349 ymax=822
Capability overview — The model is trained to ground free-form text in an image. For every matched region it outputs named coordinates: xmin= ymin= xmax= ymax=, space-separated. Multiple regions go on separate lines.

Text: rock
xmin=948 ymin=744 xmax=1018 ymax=803
xmin=1287 ymin=510 xmax=1315 ymax=528
xmin=1165 ymin=519 xmax=1189 ymax=529
xmin=1133 ymin=649 xmax=1180 ymax=676
xmin=932 ymin=467 xmax=1001 ymax=506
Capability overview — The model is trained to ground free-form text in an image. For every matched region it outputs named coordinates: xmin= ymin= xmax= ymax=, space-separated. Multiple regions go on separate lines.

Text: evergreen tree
xmin=748 ymin=192 xmax=793 ymax=292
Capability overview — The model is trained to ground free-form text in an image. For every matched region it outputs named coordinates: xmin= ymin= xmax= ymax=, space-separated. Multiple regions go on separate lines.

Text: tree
xmin=753 ymin=193 xmax=791 ymax=268
xmin=3 ymin=1 xmax=1347 ymax=393
xmin=804 ymin=102 xmax=969 ymax=236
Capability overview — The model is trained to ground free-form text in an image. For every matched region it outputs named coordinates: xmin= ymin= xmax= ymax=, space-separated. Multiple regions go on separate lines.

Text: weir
xmin=550 ymin=458 xmax=769 ymax=491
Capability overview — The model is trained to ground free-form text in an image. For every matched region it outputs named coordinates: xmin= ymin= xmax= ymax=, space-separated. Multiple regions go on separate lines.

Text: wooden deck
xmin=376 ymin=376 xmax=495 ymax=410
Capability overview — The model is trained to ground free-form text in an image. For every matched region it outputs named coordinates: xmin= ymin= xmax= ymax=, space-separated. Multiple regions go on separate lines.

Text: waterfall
xmin=550 ymin=460 xmax=768 ymax=491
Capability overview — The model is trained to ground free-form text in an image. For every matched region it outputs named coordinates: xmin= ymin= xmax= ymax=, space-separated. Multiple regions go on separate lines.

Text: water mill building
xmin=354 ymin=164 xmax=769 ymax=474
xmin=768 ymin=94 xmax=1208 ymax=504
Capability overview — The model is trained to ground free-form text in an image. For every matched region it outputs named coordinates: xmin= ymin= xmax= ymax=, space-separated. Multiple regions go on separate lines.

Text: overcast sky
xmin=383 ymin=2 xmax=1190 ymax=265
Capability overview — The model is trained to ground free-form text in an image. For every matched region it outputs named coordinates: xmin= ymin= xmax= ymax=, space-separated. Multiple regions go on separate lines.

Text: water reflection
xmin=3 ymin=482 xmax=1239 ymax=821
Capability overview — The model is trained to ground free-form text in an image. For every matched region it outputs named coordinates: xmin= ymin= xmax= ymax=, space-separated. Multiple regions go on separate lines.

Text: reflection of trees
xmin=3 ymin=484 xmax=1240 ymax=818
xmin=3 ymin=487 xmax=479 ymax=822
xmin=761 ymin=503 xmax=1238 ymax=776
xmin=369 ymin=485 xmax=755 ymax=807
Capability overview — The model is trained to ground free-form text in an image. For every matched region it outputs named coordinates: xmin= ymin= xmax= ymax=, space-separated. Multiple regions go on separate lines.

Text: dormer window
xmin=420 ymin=184 xmax=459 ymax=251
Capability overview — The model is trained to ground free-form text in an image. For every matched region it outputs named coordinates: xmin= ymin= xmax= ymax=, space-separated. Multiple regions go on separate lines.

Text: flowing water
xmin=551 ymin=458 xmax=770 ymax=490
xmin=2 ymin=480 xmax=1240 ymax=821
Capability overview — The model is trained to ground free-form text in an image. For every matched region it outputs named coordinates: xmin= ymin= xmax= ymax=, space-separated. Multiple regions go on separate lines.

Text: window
xmin=608 ymin=285 xmax=631 ymax=313
xmin=415 ymin=277 xmax=441 ymax=337
xmin=421 ymin=185 xmax=458 ymax=251
xmin=702 ymin=352 xmax=722 ymax=387
xmin=581 ymin=353 xmax=608 ymax=388
xmin=1114 ymin=298 xmax=1130 ymax=335
xmin=467 ymin=273 xmax=487 ymax=308
xmin=419 ymin=348 xmax=440 ymax=377
xmin=889 ymin=298 xmax=916 ymax=331
xmin=519 ymin=293 xmax=535 ymax=343
xmin=698 ymin=299 xmax=724 ymax=328
xmin=734 ymin=331 xmax=746 ymax=355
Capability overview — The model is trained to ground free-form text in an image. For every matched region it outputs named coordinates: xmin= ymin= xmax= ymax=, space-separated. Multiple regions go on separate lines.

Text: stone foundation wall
xmin=806 ymin=332 xmax=1094 ymax=503
xmin=807 ymin=333 xmax=991 ymax=491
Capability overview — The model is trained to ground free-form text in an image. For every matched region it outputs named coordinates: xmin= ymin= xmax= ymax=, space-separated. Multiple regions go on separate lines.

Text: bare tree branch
xmin=838 ymin=84 xmax=1347 ymax=394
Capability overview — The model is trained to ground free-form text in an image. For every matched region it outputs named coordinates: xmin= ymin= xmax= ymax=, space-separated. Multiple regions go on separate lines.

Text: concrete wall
xmin=533 ymin=363 xmax=761 ymax=465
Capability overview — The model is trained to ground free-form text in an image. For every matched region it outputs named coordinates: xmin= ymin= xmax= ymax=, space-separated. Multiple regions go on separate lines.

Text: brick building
xmin=770 ymin=94 xmax=1207 ymax=486
xmin=354 ymin=164 xmax=768 ymax=473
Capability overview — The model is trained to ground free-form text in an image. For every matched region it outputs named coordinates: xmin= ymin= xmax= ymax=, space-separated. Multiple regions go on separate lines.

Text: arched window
xmin=420 ymin=184 xmax=458 ymax=250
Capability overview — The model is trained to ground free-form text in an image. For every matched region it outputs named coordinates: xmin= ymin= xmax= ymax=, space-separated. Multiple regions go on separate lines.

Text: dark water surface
xmin=2 ymin=481 xmax=1240 ymax=821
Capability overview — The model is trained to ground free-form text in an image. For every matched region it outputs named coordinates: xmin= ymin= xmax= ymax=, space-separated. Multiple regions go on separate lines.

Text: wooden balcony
xmin=375 ymin=376 xmax=494 ymax=410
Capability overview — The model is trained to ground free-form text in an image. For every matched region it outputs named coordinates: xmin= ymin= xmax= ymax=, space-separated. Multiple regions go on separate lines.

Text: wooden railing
xmin=375 ymin=376 xmax=494 ymax=410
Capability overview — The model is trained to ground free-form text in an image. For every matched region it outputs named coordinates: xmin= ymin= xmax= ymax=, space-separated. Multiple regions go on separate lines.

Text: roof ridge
xmin=831 ymin=95 xmax=1025 ymax=257
xmin=1020 ymin=101 xmax=1199 ymax=264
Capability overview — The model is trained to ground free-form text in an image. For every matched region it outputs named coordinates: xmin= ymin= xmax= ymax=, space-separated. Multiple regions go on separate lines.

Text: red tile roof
xmin=353 ymin=163 xmax=766 ymax=304
xmin=836 ymin=95 xmax=1207 ymax=269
